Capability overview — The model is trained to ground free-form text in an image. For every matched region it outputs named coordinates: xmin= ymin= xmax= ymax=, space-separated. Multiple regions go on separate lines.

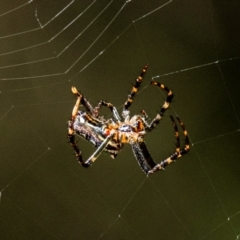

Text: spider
xmin=68 ymin=64 xmax=190 ymax=174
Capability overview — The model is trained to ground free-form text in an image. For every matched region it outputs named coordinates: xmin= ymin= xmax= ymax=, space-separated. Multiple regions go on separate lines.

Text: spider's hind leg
xmin=71 ymin=86 xmax=98 ymax=117
xmin=149 ymin=115 xmax=190 ymax=173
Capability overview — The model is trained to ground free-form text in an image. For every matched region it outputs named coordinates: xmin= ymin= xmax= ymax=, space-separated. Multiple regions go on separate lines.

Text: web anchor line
xmin=152 ymin=57 xmax=240 ymax=80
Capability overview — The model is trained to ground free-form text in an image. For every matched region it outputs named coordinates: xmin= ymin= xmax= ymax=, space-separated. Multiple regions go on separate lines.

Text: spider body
xmin=68 ymin=65 xmax=190 ymax=174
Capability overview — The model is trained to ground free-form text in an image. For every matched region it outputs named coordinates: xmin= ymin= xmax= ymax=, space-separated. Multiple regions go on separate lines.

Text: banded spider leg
xmin=122 ymin=64 xmax=149 ymax=120
xmin=148 ymin=116 xmax=190 ymax=173
xmin=141 ymin=81 xmax=189 ymax=174
xmin=122 ymin=69 xmax=188 ymax=174
xmin=71 ymin=86 xmax=98 ymax=118
xmin=146 ymin=81 xmax=174 ymax=130
xmin=95 ymin=100 xmax=121 ymax=123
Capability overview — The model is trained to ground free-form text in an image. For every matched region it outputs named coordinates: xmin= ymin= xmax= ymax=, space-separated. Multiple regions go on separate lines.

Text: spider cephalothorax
xmin=68 ymin=65 xmax=190 ymax=174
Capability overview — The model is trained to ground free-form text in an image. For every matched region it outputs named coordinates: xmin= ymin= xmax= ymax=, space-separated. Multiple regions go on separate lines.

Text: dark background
xmin=0 ymin=0 xmax=240 ymax=239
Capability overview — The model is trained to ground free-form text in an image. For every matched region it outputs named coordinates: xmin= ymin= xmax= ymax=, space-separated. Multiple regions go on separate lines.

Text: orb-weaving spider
xmin=68 ymin=65 xmax=190 ymax=174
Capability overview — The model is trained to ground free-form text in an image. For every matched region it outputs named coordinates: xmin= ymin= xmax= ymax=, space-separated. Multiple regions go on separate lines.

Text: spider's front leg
xmin=72 ymin=86 xmax=121 ymax=122
xmin=122 ymin=64 xmax=149 ymax=119
xmin=147 ymin=81 xmax=174 ymax=130
xmin=96 ymin=100 xmax=121 ymax=122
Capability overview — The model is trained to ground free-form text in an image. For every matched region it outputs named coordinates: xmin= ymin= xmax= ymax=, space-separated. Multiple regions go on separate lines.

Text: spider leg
xmin=131 ymin=140 xmax=157 ymax=174
xmin=147 ymin=81 xmax=174 ymax=130
xmin=148 ymin=115 xmax=190 ymax=174
xmin=71 ymin=86 xmax=97 ymax=117
xmin=85 ymin=133 xmax=115 ymax=164
xmin=176 ymin=116 xmax=190 ymax=155
xmin=131 ymin=142 xmax=151 ymax=174
xmin=122 ymin=64 xmax=149 ymax=118
xmin=68 ymin=130 xmax=114 ymax=168
xmin=96 ymin=100 xmax=121 ymax=122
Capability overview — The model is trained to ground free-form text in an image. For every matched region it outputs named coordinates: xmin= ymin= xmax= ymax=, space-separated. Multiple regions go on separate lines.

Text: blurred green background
xmin=0 ymin=0 xmax=240 ymax=239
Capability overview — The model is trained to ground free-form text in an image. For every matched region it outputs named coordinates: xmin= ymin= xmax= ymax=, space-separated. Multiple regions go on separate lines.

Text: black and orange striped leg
xmin=148 ymin=116 xmax=190 ymax=174
xmin=122 ymin=64 xmax=149 ymax=117
xmin=176 ymin=116 xmax=190 ymax=155
xmin=67 ymin=133 xmax=91 ymax=168
xmin=139 ymin=110 xmax=151 ymax=128
xmin=96 ymin=100 xmax=121 ymax=122
xmin=80 ymin=95 xmax=98 ymax=117
xmin=148 ymin=81 xmax=174 ymax=130
xmin=71 ymin=86 xmax=97 ymax=117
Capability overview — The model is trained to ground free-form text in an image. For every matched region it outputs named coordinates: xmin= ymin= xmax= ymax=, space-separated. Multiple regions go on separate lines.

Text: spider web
xmin=0 ymin=0 xmax=240 ymax=239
